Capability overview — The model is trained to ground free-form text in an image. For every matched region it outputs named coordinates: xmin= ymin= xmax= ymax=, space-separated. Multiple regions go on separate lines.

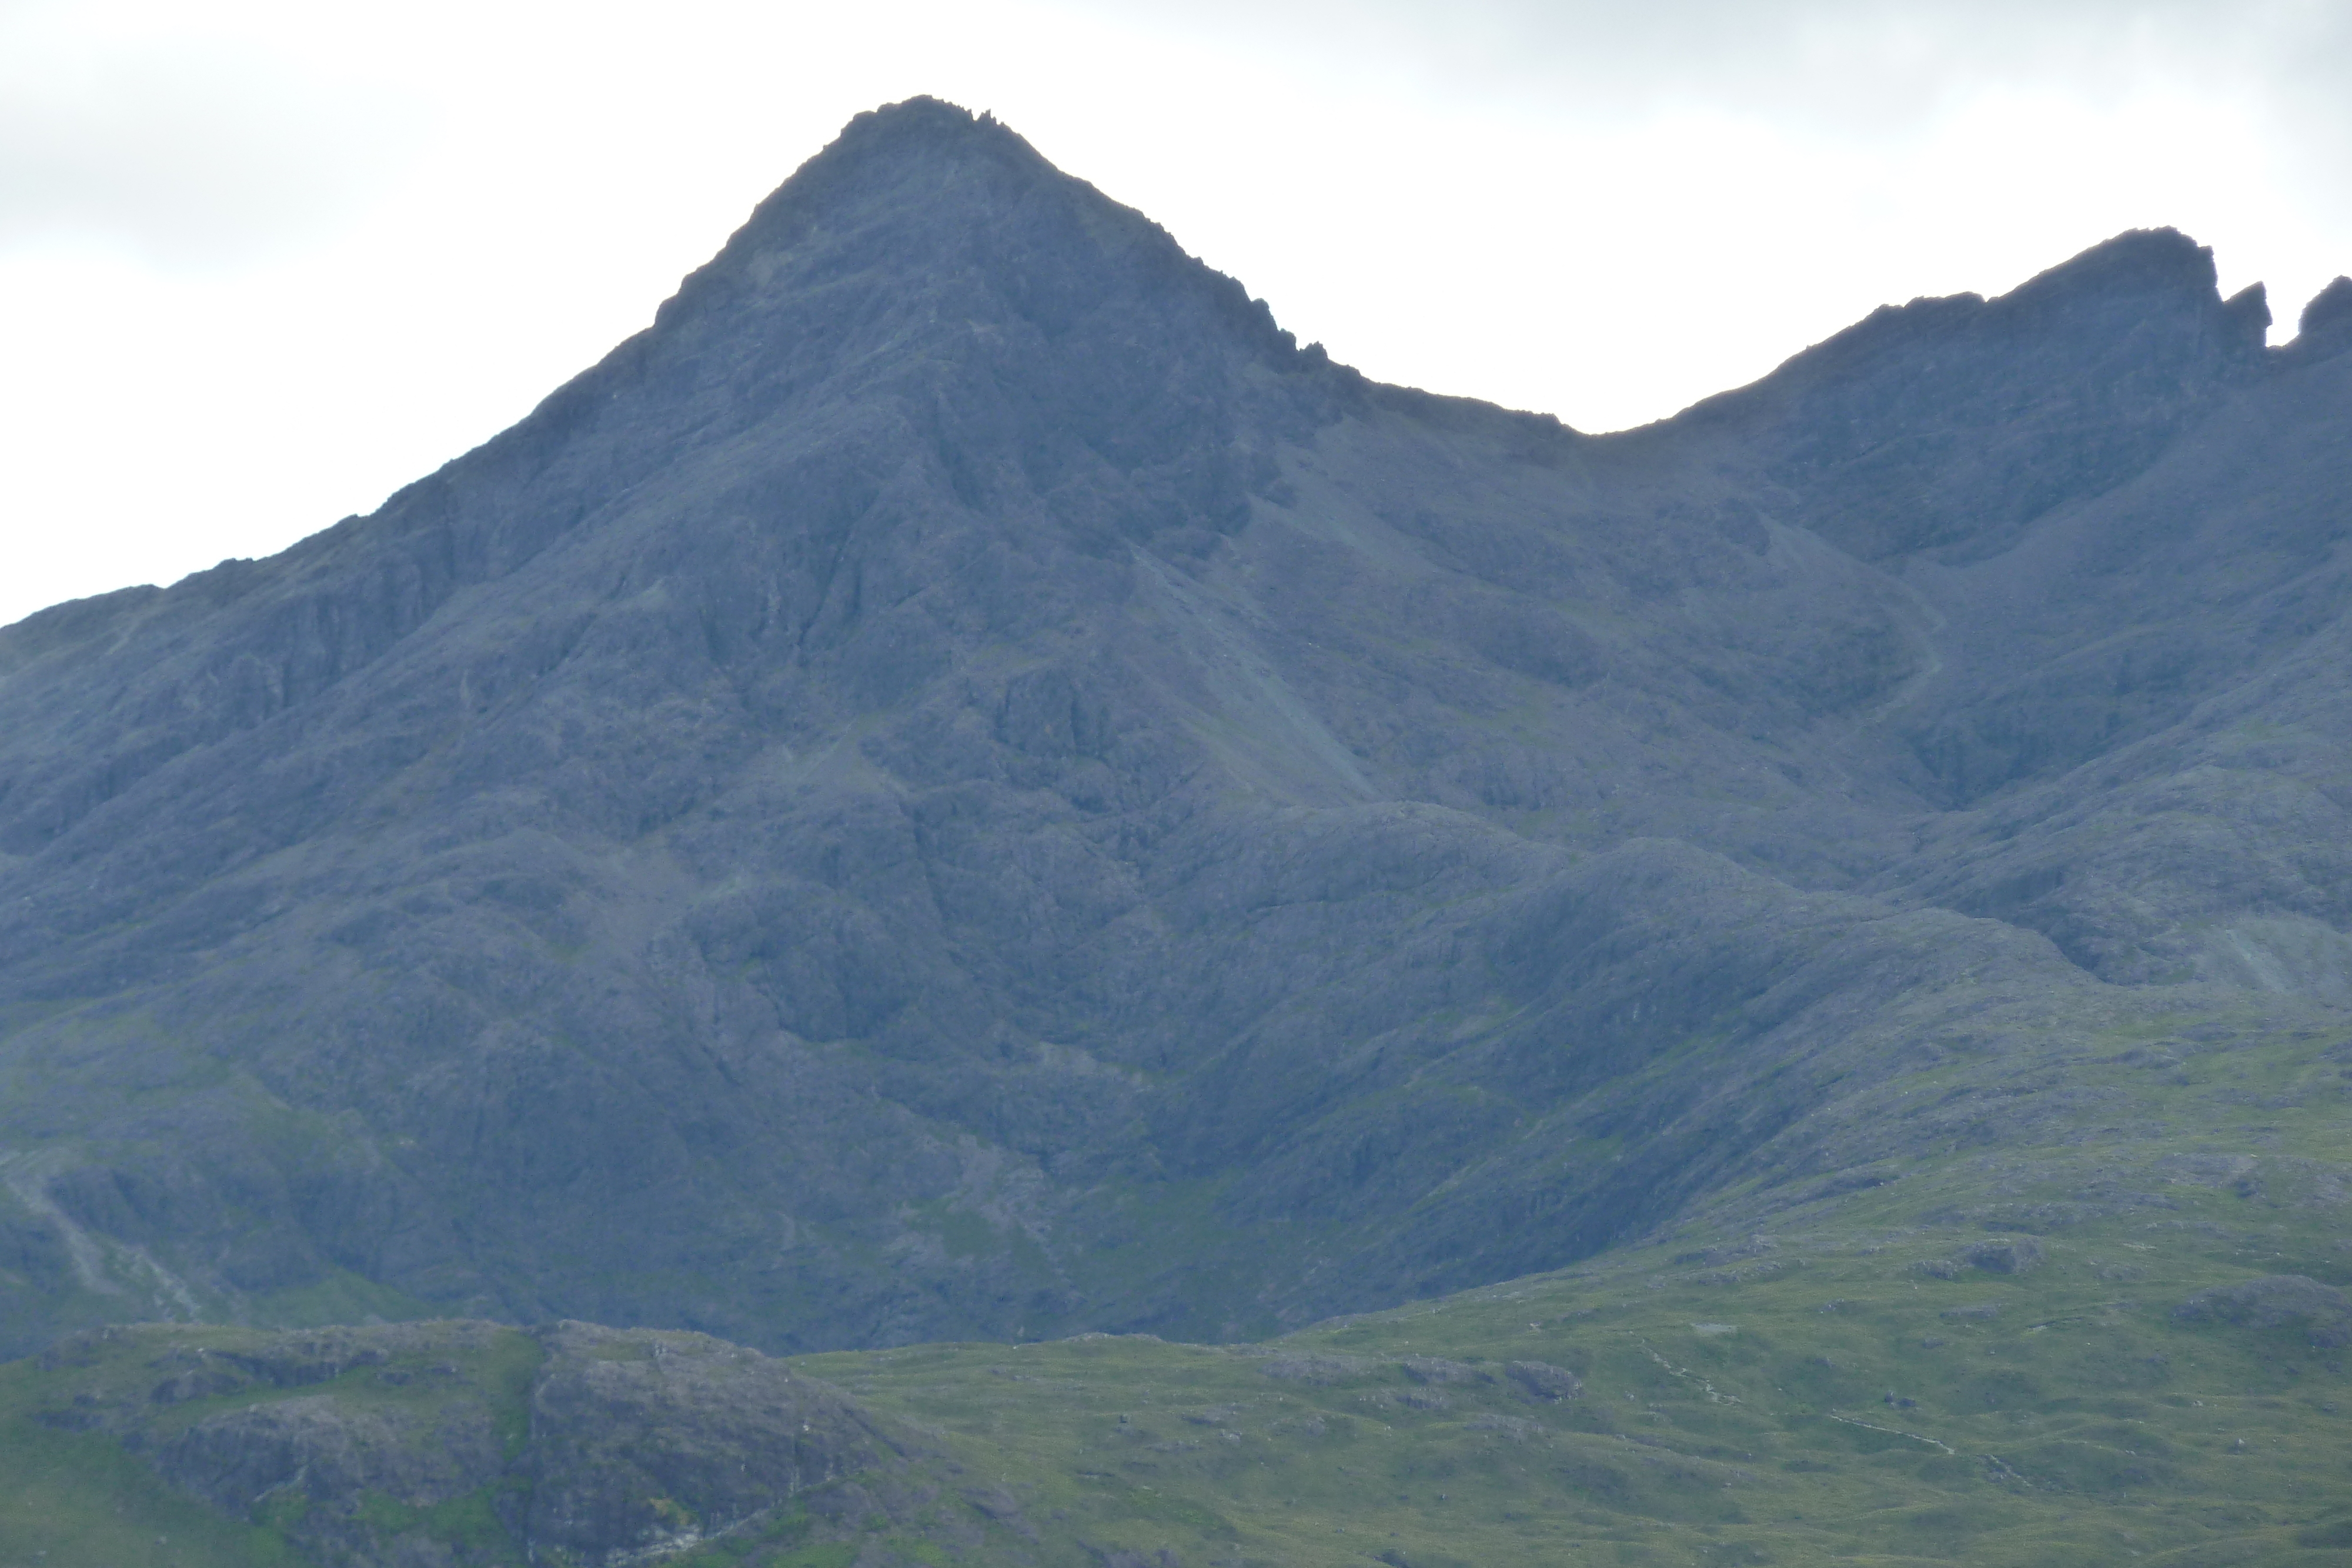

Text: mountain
xmin=1 ymin=96 xmax=2348 ymax=1376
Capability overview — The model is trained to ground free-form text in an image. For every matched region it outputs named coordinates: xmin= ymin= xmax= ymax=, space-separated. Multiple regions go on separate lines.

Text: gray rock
xmin=1956 ymin=1237 xmax=2045 ymax=1275
xmin=1504 ymin=1361 xmax=1582 ymax=1402
xmin=2174 ymin=1275 xmax=2352 ymax=1347
xmin=1257 ymin=1352 xmax=1369 ymax=1385
xmin=1398 ymin=1356 xmax=1491 ymax=1386
xmin=519 ymin=1321 xmax=909 ymax=1563
xmin=35 ymin=1319 xmax=934 ymax=1568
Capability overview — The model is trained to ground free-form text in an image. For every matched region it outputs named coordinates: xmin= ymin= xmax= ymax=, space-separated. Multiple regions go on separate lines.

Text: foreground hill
xmin=9 ymin=1032 xmax=2350 ymax=1568
xmin=0 ymin=97 xmax=2348 ymax=1365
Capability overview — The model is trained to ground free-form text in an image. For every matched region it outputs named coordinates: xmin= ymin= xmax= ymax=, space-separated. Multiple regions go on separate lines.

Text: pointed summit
xmin=425 ymin=98 xmax=1325 ymax=604
xmin=630 ymin=93 xmax=1304 ymax=393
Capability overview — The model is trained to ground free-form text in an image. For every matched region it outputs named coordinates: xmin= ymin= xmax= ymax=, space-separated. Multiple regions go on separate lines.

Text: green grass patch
xmin=0 ymin=1362 xmax=306 ymax=1568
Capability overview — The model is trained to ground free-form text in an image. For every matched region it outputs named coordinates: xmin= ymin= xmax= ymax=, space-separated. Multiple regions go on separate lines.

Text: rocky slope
xmin=0 ymin=97 xmax=2347 ymax=1358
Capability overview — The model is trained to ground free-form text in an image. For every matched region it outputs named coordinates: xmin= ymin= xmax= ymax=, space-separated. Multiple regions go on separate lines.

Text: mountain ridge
xmin=0 ymin=97 xmax=2346 ymax=1369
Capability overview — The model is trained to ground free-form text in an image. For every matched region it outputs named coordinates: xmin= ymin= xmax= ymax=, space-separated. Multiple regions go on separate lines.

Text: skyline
xmin=3 ymin=0 xmax=2348 ymax=630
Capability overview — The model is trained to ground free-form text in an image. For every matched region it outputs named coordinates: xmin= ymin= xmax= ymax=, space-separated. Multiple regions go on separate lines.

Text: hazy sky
xmin=3 ymin=0 xmax=2348 ymax=629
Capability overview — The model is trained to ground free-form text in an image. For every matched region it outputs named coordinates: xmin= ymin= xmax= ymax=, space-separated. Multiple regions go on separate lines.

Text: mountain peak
xmin=603 ymin=96 xmax=1308 ymax=427
xmin=828 ymin=94 xmax=1023 ymax=157
xmin=1675 ymin=224 xmax=2271 ymax=561
xmin=1993 ymin=225 xmax=2270 ymax=351
xmin=2296 ymin=274 xmax=2352 ymax=355
xmin=2003 ymin=225 xmax=2217 ymax=304
xmin=730 ymin=95 xmax=1057 ymax=240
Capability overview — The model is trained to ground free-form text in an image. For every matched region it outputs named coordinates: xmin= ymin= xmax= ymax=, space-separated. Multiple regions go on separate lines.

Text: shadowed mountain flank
xmin=0 ymin=98 xmax=2347 ymax=1358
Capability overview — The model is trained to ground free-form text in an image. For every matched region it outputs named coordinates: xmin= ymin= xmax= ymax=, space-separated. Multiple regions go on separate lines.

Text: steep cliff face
xmin=0 ymin=98 xmax=2346 ymax=1356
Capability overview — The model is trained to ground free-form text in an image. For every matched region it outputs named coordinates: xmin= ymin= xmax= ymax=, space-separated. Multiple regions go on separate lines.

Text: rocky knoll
xmin=32 ymin=1319 xmax=960 ymax=1566
xmin=0 ymin=97 xmax=2347 ymax=1356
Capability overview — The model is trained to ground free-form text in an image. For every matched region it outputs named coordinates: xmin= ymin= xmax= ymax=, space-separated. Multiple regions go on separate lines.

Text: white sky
xmin=2 ymin=0 xmax=2348 ymax=630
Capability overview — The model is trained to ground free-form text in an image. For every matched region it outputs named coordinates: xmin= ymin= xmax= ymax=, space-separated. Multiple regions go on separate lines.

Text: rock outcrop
xmin=36 ymin=1320 xmax=936 ymax=1566
xmin=2175 ymin=1275 xmax=2352 ymax=1348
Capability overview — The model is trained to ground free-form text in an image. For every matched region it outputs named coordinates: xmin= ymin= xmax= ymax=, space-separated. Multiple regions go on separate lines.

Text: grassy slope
xmin=786 ymin=1014 xmax=2352 ymax=1568
xmin=0 ymin=1409 xmax=302 ymax=1568
xmin=0 ymin=1322 xmax=1072 ymax=1568
xmin=798 ymin=1213 xmax=2350 ymax=1568
xmin=0 ymin=1323 xmax=534 ymax=1568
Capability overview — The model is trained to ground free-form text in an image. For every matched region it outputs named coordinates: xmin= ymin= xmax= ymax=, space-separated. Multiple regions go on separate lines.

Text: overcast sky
xmin=3 ymin=0 xmax=2348 ymax=629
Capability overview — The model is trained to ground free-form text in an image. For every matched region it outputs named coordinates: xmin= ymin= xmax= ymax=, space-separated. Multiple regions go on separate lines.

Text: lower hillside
xmin=5 ymin=999 xmax=2348 ymax=1568
xmin=805 ymin=1197 xmax=2352 ymax=1568
xmin=0 ymin=1319 xmax=1042 ymax=1568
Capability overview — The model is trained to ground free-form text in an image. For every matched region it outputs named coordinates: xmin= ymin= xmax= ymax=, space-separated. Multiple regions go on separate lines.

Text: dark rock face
xmin=520 ymin=1321 xmax=898 ymax=1560
xmin=2175 ymin=1275 xmax=2352 ymax=1347
xmin=2298 ymin=275 xmax=2352 ymax=342
xmin=0 ymin=98 xmax=2348 ymax=1355
xmin=1688 ymin=229 xmax=2271 ymax=565
xmin=1955 ymin=1238 xmax=2044 ymax=1276
xmin=1503 ymin=1361 xmax=1582 ymax=1402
